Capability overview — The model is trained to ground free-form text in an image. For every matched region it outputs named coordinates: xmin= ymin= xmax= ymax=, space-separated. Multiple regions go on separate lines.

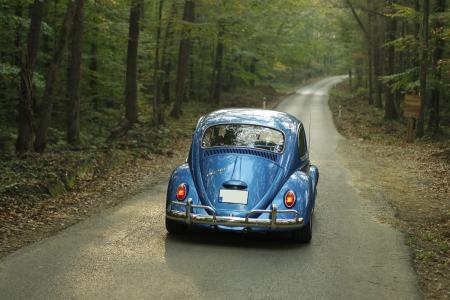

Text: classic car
xmin=165 ymin=108 xmax=319 ymax=242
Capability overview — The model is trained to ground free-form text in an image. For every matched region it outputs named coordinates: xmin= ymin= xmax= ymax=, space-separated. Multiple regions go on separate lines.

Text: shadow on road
xmin=163 ymin=229 xmax=313 ymax=299
xmin=165 ymin=228 xmax=307 ymax=250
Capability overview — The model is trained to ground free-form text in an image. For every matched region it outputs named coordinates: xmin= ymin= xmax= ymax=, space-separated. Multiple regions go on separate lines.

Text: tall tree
xmin=16 ymin=0 xmax=46 ymax=154
xmin=67 ymin=0 xmax=85 ymax=147
xmin=14 ymin=3 xmax=22 ymax=67
xmin=124 ymin=0 xmax=143 ymax=124
xmin=170 ymin=0 xmax=195 ymax=118
xmin=89 ymin=1 xmax=100 ymax=112
xmin=153 ymin=0 xmax=164 ymax=125
xmin=248 ymin=57 xmax=258 ymax=87
xmin=372 ymin=2 xmax=383 ymax=108
xmin=345 ymin=0 xmax=376 ymax=105
xmin=89 ymin=35 xmax=99 ymax=111
xmin=209 ymin=21 xmax=225 ymax=105
xmin=161 ymin=1 xmax=177 ymax=104
xmin=416 ymin=0 xmax=430 ymax=138
xmin=366 ymin=0 xmax=374 ymax=105
xmin=34 ymin=2 xmax=77 ymax=153
xmin=428 ymin=0 xmax=446 ymax=134
xmin=384 ymin=4 xmax=398 ymax=120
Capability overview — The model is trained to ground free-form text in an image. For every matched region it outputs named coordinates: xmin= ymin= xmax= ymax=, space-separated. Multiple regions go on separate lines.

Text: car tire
xmin=292 ymin=216 xmax=312 ymax=243
xmin=165 ymin=217 xmax=187 ymax=235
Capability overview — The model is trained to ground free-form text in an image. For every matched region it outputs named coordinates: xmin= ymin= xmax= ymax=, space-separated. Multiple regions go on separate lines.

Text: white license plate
xmin=219 ymin=189 xmax=248 ymax=204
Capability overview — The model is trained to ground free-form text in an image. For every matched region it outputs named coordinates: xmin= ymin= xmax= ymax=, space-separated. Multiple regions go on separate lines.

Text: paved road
xmin=0 ymin=77 xmax=420 ymax=299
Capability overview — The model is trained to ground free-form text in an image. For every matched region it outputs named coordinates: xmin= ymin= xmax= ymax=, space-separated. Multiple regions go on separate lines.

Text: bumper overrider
xmin=166 ymin=199 xmax=305 ymax=230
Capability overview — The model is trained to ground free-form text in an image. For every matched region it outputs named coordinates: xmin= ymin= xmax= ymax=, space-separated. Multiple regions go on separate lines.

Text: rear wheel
xmin=292 ymin=216 xmax=312 ymax=243
xmin=165 ymin=217 xmax=187 ymax=235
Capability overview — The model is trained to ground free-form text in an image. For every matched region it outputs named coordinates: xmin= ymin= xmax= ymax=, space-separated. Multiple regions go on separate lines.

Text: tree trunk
xmin=200 ymin=49 xmax=208 ymax=98
xmin=416 ymin=0 xmax=430 ymax=138
xmin=90 ymin=33 xmax=99 ymax=112
xmin=384 ymin=16 xmax=397 ymax=120
xmin=345 ymin=0 xmax=373 ymax=99
xmin=372 ymin=10 xmax=383 ymax=108
xmin=161 ymin=1 xmax=177 ymax=104
xmin=367 ymin=44 xmax=374 ymax=105
xmin=428 ymin=0 xmax=445 ymax=135
xmin=249 ymin=58 xmax=257 ymax=87
xmin=348 ymin=69 xmax=353 ymax=90
xmin=153 ymin=0 xmax=164 ymax=125
xmin=395 ymin=21 xmax=406 ymax=117
xmin=414 ymin=0 xmax=421 ymax=41
xmin=16 ymin=0 xmax=45 ymax=154
xmin=170 ymin=0 xmax=195 ymax=118
xmin=67 ymin=0 xmax=85 ymax=147
xmin=34 ymin=2 xmax=77 ymax=153
xmin=355 ymin=60 xmax=363 ymax=88
xmin=227 ymin=54 xmax=242 ymax=91
xmin=124 ymin=0 xmax=143 ymax=124
xmin=14 ymin=3 xmax=22 ymax=66
xmin=89 ymin=2 xmax=99 ymax=112
xmin=411 ymin=0 xmax=421 ymax=71
xmin=188 ymin=54 xmax=196 ymax=101
xmin=210 ymin=23 xmax=225 ymax=105
xmin=367 ymin=0 xmax=374 ymax=105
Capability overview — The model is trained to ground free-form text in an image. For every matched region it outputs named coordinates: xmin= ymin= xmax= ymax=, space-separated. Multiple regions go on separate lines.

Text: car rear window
xmin=202 ymin=124 xmax=284 ymax=154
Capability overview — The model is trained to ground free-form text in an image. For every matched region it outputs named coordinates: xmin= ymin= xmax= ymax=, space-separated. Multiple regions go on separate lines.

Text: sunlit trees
xmin=341 ymin=0 xmax=449 ymax=137
xmin=16 ymin=0 xmax=45 ymax=153
xmin=1 ymin=0 xmax=349 ymax=154
xmin=124 ymin=0 xmax=143 ymax=124
xmin=170 ymin=0 xmax=195 ymax=118
xmin=67 ymin=0 xmax=85 ymax=147
xmin=34 ymin=2 xmax=77 ymax=153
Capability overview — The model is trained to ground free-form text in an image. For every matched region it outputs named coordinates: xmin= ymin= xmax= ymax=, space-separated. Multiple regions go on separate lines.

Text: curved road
xmin=0 ymin=77 xmax=420 ymax=299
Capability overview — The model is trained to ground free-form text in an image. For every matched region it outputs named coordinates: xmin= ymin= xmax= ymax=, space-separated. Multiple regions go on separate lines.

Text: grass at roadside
xmin=329 ymin=82 xmax=450 ymax=300
xmin=0 ymin=84 xmax=284 ymax=258
xmin=271 ymin=78 xmax=321 ymax=95
xmin=271 ymin=82 xmax=301 ymax=94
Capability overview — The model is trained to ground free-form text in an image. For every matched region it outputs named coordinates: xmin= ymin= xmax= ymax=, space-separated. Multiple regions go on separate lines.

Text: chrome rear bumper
xmin=166 ymin=199 xmax=304 ymax=230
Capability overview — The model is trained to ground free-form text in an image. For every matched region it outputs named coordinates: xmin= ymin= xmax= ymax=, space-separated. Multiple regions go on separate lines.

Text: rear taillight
xmin=176 ymin=183 xmax=187 ymax=201
xmin=284 ymin=190 xmax=296 ymax=208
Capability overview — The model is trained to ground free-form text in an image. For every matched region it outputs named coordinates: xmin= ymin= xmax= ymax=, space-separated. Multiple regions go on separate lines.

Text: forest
xmin=341 ymin=0 xmax=449 ymax=139
xmin=0 ymin=0 xmax=342 ymax=155
xmin=0 ymin=0 xmax=448 ymax=154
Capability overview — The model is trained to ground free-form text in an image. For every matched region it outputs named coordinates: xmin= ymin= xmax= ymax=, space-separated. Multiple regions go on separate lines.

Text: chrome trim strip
xmin=167 ymin=199 xmax=304 ymax=229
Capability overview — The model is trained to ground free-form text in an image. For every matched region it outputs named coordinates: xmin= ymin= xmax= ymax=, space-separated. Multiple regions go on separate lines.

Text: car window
xmin=202 ymin=124 xmax=284 ymax=154
xmin=299 ymin=126 xmax=307 ymax=158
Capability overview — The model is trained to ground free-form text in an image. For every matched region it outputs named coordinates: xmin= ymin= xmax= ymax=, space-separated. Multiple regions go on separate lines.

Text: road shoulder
xmin=330 ymin=82 xmax=450 ymax=300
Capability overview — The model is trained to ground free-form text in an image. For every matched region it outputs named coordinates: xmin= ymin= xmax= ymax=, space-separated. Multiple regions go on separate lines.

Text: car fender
xmin=167 ymin=164 xmax=211 ymax=215
xmin=167 ymin=164 xmax=197 ymax=206
xmin=268 ymin=170 xmax=314 ymax=221
xmin=309 ymin=164 xmax=319 ymax=197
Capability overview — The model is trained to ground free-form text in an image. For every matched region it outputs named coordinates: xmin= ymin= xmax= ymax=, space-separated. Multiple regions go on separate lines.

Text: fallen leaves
xmin=330 ymin=83 xmax=450 ymax=300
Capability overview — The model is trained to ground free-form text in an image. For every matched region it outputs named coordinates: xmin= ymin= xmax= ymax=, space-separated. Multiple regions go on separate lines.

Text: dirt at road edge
xmin=331 ymin=83 xmax=450 ymax=300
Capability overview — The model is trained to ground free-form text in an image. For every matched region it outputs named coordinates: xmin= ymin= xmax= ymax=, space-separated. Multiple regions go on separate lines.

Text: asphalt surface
xmin=0 ymin=77 xmax=421 ymax=299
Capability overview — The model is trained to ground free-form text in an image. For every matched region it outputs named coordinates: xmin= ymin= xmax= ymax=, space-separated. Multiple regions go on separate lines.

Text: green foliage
xmin=384 ymin=35 xmax=418 ymax=52
xmin=379 ymin=68 xmax=420 ymax=92
xmin=0 ymin=63 xmax=20 ymax=79
xmin=388 ymin=3 xmax=420 ymax=21
xmin=0 ymin=0 xmax=379 ymax=154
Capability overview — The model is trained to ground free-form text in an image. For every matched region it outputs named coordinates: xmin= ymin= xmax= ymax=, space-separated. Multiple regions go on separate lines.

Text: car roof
xmin=199 ymin=108 xmax=302 ymax=135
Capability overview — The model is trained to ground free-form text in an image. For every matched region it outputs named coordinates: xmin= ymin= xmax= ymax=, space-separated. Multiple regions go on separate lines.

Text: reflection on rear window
xmin=202 ymin=124 xmax=284 ymax=153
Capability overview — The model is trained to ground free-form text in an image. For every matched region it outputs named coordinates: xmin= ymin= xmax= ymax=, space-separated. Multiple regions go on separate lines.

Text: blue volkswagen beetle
xmin=165 ymin=108 xmax=318 ymax=243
